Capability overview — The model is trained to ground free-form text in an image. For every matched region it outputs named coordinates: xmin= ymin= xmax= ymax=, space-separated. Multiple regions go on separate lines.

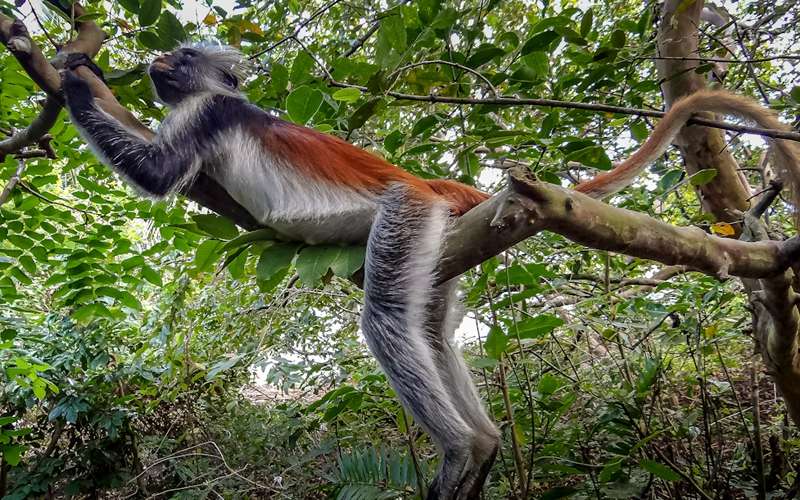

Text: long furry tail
xmin=574 ymin=89 xmax=800 ymax=208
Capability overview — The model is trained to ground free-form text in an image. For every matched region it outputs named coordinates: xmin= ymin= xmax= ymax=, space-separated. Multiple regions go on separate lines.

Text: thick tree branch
xmin=438 ymin=168 xmax=800 ymax=284
xmin=0 ymin=98 xmax=61 ymax=160
xmin=0 ymin=2 xmax=103 ymax=159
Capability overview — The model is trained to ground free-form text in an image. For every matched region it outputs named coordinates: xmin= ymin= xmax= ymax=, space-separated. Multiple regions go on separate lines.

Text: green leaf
xmin=565 ymin=145 xmax=612 ymax=170
xmin=221 ymin=228 xmax=276 ymax=252
xmin=257 ymin=266 xmax=290 ymax=292
xmin=330 ymin=246 xmax=365 ymax=277
xmin=156 ymin=11 xmax=186 ymax=49
xmin=383 ymin=130 xmax=405 ymax=154
xmin=521 ymin=30 xmax=560 ymax=54
xmin=32 ymin=379 xmax=46 ymax=400
xmin=515 ymin=314 xmax=564 ymax=339
xmin=289 ymin=52 xmax=314 ymax=84
xmin=206 ymin=354 xmax=242 ymax=381
xmin=118 ymin=0 xmax=139 ymax=15
xmin=791 ymin=86 xmax=800 ymax=103
xmin=375 ymin=12 xmax=407 ymax=68
xmin=466 ymin=44 xmax=504 ymax=68
xmin=411 ymin=115 xmax=440 ymax=138
xmin=256 ymin=242 xmax=299 ymax=281
xmin=639 ymin=459 xmax=680 ymax=481
xmin=286 ymin=86 xmax=323 ymax=124
xmin=348 ymin=97 xmax=385 ymax=131
xmin=76 ymin=12 xmax=103 ymax=21
xmin=580 ymin=8 xmax=593 ymax=37
xmin=138 ymin=0 xmax=161 ymax=26
xmin=295 ymin=245 xmax=339 ymax=285
xmin=192 ymin=214 xmax=239 ymax=239
xmin=630 ymin=121 xmax=648 ymax=141
xmin=332 ymin=87 xmax=362 ymax=102
xmin=3 ymin=444 xmax=25 ymax=466
xmin=121 ymin=255 xmax=145 ymax=270
xmin=226 ymin=249 xmax=248 ymax=280
xmin=598 ymin=459 xmax=623 ymax=482
xmin=193 ymin=240 xmax=224 ymax=273
xmin=431 ymin=7 xmax=458 ymax=29
xmin=72 ymin=304 xmax=98 ymax=323
xmin=538 ymin=373 xmax=564 ymax=395
xmin=522 ymin=52 xmax=549 ymax=78
xmin=659 ymin=169 xmax=684 ymax=191
xmin=141 ymin=265 xmax=162 ymax=286
xmin=689 ymin=168 xmax=718 ymax=186
xmin=137 ymin=31 xmax=163 ymax=50
xmin=270 ymin=62 xmax=289 ymax=94
xmin=610 ymin=29 xmax=626 ymax=49
xmin=484 ymin=326 xmax=508 ymax=359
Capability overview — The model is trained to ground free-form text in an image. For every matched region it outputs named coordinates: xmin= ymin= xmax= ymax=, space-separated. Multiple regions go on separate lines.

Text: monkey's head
xmin=148 ymin=43 xmax=249 ymax=106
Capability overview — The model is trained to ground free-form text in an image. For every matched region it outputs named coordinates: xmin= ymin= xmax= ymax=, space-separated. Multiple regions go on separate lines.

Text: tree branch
xmin=0 ymin=159 xmax=26 ymax=206
xmin=326 ymin=81 xmax=800 ymax=142
xmin=438 ymin=168 xmax=800 ymax=284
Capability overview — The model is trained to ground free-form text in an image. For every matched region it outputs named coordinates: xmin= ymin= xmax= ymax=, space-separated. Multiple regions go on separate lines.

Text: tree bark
xmin=656 ymin=0 xmax=800 ymax=425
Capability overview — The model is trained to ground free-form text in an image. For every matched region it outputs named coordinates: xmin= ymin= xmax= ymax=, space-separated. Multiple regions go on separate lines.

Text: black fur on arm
xmin=62 ymin=69 xmax=197 ymax=197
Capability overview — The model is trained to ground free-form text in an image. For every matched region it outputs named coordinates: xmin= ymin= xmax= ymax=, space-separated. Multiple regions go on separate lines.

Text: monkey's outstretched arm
xmin=62 ymin=70 xmax=198 ymax=197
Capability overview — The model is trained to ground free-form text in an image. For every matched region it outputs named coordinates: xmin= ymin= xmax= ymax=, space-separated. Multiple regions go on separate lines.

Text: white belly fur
xmin=209 ymin=128 xmax=378 ymax=245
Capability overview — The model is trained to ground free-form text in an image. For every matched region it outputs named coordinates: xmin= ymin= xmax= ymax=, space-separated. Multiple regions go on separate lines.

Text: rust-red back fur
xmin=262 ymin=121 xmax=488 ymax=215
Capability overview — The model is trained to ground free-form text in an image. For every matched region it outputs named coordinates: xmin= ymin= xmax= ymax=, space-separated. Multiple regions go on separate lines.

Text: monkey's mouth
xmin=149 ymin=61 xmax=183 ymax=88
xmin=150 ymin=60 xmax=174 ymax=72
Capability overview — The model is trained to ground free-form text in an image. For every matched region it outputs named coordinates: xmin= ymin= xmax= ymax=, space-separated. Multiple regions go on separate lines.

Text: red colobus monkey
xmin=61 ymin=43 xmax=800 ymax=499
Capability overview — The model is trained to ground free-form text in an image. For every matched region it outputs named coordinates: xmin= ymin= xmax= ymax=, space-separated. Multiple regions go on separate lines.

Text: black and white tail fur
xmin=363 ymin=185 xmax=500 ymax=499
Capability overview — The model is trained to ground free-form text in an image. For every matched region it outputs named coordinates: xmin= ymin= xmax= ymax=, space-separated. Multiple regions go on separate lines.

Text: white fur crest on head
xmin=179 ymin=41 xmax=250 ymax=83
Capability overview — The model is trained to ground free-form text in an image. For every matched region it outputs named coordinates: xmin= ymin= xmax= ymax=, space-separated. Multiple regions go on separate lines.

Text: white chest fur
xmin=210 ymin=128 xmax=378 ymax=245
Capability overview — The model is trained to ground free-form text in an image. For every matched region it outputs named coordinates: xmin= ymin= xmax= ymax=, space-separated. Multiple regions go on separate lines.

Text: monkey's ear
xmin=222 ymin=72 xmax=238 ymax=89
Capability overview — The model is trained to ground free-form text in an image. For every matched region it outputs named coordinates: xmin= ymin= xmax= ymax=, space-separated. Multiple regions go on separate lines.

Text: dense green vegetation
xmin=1 ymin=0 xmax=799 ymax=498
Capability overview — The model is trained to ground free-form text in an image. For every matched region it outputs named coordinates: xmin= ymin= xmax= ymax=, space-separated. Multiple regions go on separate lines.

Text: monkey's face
xmin=149 ymin=47 xmax=240 ymax=105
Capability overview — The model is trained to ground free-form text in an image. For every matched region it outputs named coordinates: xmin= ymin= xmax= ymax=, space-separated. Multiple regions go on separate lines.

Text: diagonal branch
xmin=438 ymin=168 xmax=800 ymax=284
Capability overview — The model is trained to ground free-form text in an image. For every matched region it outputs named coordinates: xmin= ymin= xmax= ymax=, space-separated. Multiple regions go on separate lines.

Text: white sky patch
xmin=176 ymin=0 xmax=238 ymax=24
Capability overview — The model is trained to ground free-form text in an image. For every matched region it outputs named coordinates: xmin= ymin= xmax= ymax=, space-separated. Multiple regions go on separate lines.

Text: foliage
xmin=1 ymin=0 xmax=799 ymax=498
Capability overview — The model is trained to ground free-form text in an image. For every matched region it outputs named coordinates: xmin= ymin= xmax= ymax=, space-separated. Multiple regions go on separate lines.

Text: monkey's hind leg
xmin=361 ymin=185 xmax=483 ymax=499
xmin=425 ymin=281 xmax=500 ymax=499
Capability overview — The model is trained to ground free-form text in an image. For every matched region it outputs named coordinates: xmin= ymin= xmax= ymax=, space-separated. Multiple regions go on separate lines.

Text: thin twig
xmin=0 ymin=158 xmax=26 ymax=206
xmin=249 ymin=0 xmax=344 ymax=59
xmin=341 ymin=20 xmax=380 ymax=58
xmin=388 ymin=59 xmax=499 ymax=98
xmin=323 ymin=80 xmax=800 ymax=142
xmin=29 ymin=2 xmax=58 ymax=49
xmin=630 ymin=54 xmax=800 ymax=63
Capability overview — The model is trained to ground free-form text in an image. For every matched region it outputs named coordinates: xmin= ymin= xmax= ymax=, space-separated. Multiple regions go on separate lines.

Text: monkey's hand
xmin=64 ymin=52 xmax=106 ymax=84
xmin=61 ymin=69 xmax=95 ymax=112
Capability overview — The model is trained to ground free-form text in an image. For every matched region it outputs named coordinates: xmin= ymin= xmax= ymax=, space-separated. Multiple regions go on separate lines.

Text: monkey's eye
xmin=181 ymin=49 xmax=199 ymax=59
